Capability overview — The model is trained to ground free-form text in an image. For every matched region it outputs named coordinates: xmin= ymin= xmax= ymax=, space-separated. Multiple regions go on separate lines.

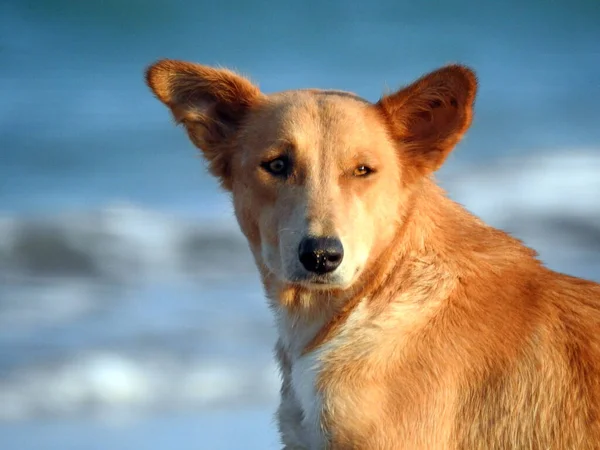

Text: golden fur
xmin=145 ymin=59 xmax=600 ymax=449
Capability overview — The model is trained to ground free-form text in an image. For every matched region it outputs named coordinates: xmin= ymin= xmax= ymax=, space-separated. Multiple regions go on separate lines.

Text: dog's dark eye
xmin=353 ymin=165 xmax=374 ymax=177
xmin=262 ymin=156 xmax=290 ymax=177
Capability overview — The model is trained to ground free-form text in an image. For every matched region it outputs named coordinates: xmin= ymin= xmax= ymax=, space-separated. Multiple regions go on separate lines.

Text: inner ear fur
xmin=145 ymin=59 xmax=263 ymax=189
xmin=376 ymin=65 xmax=477 ymax=177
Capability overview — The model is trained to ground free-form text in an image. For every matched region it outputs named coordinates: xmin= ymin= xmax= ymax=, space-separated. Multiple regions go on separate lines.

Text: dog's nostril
xmin=326 ymin=252 xmax=342 ymax=264
xmin=298 ymin=236 xmax=344 ymax=275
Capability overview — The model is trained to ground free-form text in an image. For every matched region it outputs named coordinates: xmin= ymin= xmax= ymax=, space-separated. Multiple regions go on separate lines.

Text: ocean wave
xmin=0 ymin=203 xmax=255 ymax=283
xmin=443 ymin=150 xmax=600 ymax=226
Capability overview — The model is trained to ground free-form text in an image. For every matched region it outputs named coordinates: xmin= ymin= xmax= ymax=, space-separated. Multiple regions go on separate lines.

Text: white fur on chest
xmin=291 ymin=347 xmax=325 ymax=448
xmin=275 ymin=299 xmax=366 ymax=449
xmin=276 ymin=311 xmax=328 ymax=448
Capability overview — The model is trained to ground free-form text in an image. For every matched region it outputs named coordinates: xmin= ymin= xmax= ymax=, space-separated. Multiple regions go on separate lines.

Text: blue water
xmin=1 ymin=0 xmax=599 ymax=448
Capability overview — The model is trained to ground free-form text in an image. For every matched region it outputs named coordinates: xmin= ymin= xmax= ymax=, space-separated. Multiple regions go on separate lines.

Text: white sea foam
xmin=0 ymin=352 xmax=280 ymax=422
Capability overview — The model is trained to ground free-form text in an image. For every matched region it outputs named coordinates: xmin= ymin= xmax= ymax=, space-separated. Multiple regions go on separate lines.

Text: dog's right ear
xmin=376 ymin=65 xmax=477 ymax=180
xmin=145 ymin=59 xmax=263 ymax=189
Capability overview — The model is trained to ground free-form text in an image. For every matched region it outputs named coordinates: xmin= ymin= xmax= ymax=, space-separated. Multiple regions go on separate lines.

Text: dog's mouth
xmin=285 ymin=272 xmax=339 ymax=289
xmin=287 ymin=268 xmax=360 ymax=291
xmin=305 ymin=277 xmax=334 ymax=289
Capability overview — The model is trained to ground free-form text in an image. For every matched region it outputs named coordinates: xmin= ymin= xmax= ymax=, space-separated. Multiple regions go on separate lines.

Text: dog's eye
xmin=262 ymin=157 xmax=290 ymax=177
xmin=353 ymin=165 xmax=374 ymax=177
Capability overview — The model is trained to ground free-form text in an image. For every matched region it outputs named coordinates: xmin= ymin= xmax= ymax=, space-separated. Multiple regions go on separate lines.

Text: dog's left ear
xmin=376 ymin=65 xmax=477 ymax=177
xmin=145 ymin=59 xmax=263 ymax=190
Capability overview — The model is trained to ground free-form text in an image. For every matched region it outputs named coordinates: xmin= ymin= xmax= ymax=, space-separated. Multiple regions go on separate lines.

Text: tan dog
xmin=145 ymin=60 xmax=600 ymax=449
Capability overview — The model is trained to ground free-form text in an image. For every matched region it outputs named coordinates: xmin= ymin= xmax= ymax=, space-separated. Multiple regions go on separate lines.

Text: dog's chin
xmin=298 ymin=279 xmax=346 ymax=291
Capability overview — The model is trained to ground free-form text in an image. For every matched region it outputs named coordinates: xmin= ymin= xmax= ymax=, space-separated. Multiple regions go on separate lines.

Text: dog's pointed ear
xmin=376 ymin=65 xmax=477 ymax=178
xmin=145 ymin=59 xmax=263 ymax=189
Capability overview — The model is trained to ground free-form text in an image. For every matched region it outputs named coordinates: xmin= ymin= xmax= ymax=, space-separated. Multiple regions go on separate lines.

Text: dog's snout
xmin=298 ymin=236 xmax=344 ymax=274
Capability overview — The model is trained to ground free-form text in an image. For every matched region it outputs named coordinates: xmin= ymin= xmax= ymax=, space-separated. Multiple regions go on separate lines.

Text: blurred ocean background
xmin=0 ymin=0 xmax=599 ymax=448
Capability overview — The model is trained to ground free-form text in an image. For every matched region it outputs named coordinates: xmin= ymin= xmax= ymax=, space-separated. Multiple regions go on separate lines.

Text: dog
xmin=145 ymin=60 xmax=600 ymax=449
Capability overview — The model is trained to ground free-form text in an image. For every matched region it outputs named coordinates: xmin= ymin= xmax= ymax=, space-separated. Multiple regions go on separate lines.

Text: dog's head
xmin=146 ymin=60 xmax=476 ymax=292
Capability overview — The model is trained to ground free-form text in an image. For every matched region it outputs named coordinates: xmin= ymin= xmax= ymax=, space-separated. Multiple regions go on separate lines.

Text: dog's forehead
xmin=245 ymin=89 xmax=383 ymax=147
xmin=267 ymin=89 xmax=372 ymax=117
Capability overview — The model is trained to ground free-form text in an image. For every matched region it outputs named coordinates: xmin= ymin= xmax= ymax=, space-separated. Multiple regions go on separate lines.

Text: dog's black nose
xmin=298 ymin=236 xmax=344 ymax=274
